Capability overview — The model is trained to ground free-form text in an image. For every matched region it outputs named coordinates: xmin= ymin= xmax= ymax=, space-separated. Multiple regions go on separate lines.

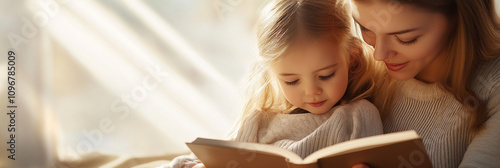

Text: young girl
xmin=163 ymin=0 xmax=383 ymax=167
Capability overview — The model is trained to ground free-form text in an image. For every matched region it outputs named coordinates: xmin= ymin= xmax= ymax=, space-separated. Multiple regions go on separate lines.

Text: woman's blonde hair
xmin=227 ymin=0 xmax=379 ymax=138
xmin=371 ymin=0 xmax=500 ymax=131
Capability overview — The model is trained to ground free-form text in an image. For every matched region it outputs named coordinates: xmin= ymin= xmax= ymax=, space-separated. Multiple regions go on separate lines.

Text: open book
xmin=186 ymin=130 xmax=432 ymax=168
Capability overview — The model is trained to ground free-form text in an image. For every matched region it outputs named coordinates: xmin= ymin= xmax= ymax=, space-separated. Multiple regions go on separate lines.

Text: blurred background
xmin=0 ymin=0 xmax=266 ymax=167
xmin=1 ymin=0 xmax=500 ymax=168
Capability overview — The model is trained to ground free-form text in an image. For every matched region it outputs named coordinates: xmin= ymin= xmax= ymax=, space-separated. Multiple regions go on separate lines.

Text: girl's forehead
xmin=288 ymin=33 xmax=341 ymax=51
xmin=276 ymin=38 xmax=346 ymax=71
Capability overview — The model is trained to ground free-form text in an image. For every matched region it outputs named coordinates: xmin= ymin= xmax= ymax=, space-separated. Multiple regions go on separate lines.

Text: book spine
xmin=286 ymin=162 xmax=319 ymax=168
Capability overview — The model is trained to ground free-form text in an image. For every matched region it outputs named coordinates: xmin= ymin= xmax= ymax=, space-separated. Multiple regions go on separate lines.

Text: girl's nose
xmin=305 ymin=82 xmax=322 ymax=96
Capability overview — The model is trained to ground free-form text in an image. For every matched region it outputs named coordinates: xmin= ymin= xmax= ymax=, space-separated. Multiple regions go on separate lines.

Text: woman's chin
xmin=388 ymin=71 xmax=416 ymax=81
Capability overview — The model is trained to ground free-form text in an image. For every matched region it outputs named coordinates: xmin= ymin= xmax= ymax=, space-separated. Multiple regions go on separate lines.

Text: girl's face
xmin=352 ymin=1 xmax=453 ymax=82
xmin=274 ymin=37 xmax=349 ymax=114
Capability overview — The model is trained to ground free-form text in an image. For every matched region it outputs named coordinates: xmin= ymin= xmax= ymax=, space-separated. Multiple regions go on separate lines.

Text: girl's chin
xmin=305 ymin=108 xmax=329 ymax=114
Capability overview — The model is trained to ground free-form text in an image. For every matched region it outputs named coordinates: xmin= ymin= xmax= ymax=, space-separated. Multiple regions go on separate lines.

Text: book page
xmin=301 ymin=130 xmax=420 ymax=163
xmin=191 ymin=138 xmax=305 ymax=162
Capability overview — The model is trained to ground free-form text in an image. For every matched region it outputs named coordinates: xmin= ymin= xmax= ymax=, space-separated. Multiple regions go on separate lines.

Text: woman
xmin=350 ymin=0 xmax=500 ymax=167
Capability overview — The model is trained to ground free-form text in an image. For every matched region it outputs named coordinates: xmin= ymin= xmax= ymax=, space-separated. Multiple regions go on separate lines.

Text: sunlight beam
xmin=121 ymin=0 xmax=236 ymax=93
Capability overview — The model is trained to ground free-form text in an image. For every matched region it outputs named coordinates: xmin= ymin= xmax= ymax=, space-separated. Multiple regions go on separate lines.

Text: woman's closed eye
xmin=319 ymin=72 xmax=335 ymax=80
xmin=395 ymin=35 xmax=419 ymax=45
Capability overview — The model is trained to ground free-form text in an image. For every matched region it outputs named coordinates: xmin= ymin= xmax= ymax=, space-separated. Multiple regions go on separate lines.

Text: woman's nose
xmin=373 ymin=37 xmax=396 ymax=61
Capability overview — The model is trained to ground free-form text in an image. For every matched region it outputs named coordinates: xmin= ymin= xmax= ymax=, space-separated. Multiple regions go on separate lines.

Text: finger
xmin=352 ymin=163 xmax=369 ymax=168
xmin=192 ymin=163 xmax=206 ymax=168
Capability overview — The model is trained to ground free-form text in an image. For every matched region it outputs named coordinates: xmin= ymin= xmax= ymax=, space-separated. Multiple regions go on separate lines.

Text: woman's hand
xmin=352 ymin=163 xmax=369 ymax=168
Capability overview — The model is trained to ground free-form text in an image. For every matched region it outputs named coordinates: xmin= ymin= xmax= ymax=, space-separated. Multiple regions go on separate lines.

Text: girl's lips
xmin=308 ymin=100 xmax=326 ymax=107
xmin=385 ymin=61 xmax=409 ymax=71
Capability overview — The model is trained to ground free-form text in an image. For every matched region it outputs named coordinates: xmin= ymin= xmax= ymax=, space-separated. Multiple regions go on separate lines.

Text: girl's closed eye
xmin=285 ymin=79 xmax=299 ymax=86
xmin=319 ymin=72 xmax=335 ymax=80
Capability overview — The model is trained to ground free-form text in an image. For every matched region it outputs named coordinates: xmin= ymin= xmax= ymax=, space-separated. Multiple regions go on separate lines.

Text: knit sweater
xmin=382 ymin=56 xmax=500 ymax=168
xmin=234 ymin=99 xmax=383 ymax=158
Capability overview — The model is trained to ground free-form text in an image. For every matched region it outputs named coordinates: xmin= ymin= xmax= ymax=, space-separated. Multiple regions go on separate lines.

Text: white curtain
xmin=0 ymin=0 xmax=264 ymax=167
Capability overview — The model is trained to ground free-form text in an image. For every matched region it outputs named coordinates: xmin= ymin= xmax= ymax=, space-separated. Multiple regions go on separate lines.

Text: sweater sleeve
xmin=326 ymin=99 xmax=383 ymax=141
xmin=459 ymin=76 xmax=500 ymax=167
xmin=347 ymin=99 xmax=384 ymax=139
xmin=233 ymin=111 xmax=265 ymax=143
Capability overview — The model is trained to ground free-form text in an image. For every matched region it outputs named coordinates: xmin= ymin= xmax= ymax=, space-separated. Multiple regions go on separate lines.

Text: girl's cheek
xmin=282 ymin=86 xmax=300 ymax=104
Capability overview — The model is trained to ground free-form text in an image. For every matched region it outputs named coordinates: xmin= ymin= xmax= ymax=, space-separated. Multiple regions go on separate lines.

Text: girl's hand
xmin=352 ymin=163 xmax=369 ymax=168
xmin=161 ymin=154 xmax=203 ymax=168
xmin=192 ymin=163 xmax=206 ymax=168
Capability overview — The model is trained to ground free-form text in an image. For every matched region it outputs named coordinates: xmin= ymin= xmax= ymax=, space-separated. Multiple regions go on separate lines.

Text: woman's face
xmin=352 ymin=1 xmax=453 ymax=82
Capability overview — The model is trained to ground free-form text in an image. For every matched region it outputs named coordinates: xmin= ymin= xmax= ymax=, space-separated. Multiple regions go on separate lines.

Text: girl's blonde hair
xmin=370 ymin=0 xmax=500 ymax=131
xmin=228 ymin=0 xmax=379 ymax=138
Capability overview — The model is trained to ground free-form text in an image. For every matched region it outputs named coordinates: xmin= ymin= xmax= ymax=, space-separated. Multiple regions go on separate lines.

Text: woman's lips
xmin=385 ymin=61 xmax=409 ymax=71
xmin=308 ymin=100 xmax=326 ymax=107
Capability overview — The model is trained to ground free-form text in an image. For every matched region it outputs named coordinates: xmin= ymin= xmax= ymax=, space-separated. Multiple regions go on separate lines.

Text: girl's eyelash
xmin=396 ymin=36 xmax=418 ymax=46
xmin=284 ymin=72 xmax=335 ymax=85
xmin=319 ymin=72 xmax=335 ymax=80
xmin=285 ymin=80 xmax=299 ymax=86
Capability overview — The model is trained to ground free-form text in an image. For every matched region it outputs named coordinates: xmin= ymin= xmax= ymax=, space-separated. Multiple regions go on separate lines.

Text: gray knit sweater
xmin=383 ymin=56 xmax=500 ymax=168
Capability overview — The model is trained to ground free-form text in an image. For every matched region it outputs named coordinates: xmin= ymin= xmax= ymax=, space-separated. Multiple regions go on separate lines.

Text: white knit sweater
xmin=234 ymin=99 xmax=383 ymax=158
xmin=382 ymin=56 xmax=500 ymax=168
